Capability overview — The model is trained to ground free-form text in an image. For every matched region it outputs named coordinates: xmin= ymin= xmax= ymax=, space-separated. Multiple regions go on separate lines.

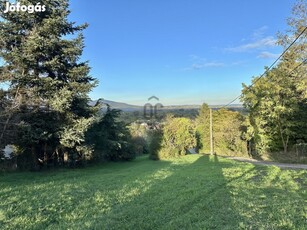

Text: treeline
xmin=148 ymin=106 xmax=248 ymax=160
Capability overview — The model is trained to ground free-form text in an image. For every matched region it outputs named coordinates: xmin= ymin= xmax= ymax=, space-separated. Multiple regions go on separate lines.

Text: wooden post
xmin=210 ymin=109 xmax=214 ymax=155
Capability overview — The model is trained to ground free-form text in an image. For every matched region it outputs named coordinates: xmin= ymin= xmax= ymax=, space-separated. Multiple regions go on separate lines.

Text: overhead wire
xmin=217 ymin=26 xmax=307 ymax=110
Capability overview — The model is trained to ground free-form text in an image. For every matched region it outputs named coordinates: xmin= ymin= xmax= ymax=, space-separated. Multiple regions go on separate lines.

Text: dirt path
xmin=225 ymin=156 xmax=307 ymax=170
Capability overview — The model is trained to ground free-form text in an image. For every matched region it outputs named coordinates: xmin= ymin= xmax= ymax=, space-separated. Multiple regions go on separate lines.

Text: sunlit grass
xmin=0 ymin=155 xmax=306 ymax=229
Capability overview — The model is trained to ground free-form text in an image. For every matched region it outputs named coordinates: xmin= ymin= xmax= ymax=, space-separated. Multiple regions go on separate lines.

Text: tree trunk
xmin=31 ymin=146 xmax=39 ymax=170
xmin=284 ymin=135 xmax=289 ymax=153
xmin=278 ymin=121 xmax=288 ymax=153
xmin=44 ymin=142 xmax=48 ymax=167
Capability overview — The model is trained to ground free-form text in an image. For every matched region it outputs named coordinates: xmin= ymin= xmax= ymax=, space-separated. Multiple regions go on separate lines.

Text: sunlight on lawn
xmin=0 ymin=155 xmax=306 ymax=229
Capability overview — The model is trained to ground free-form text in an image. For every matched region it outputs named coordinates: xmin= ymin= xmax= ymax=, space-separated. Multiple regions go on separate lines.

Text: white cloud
xmin=257 ymin=51 xmax=280 ymax=59
xmin=204 ymin=62 xmax=225 ymax=67
xmin=183 ymin=61 xmax=224 ymax=71
xmin=226 ymin=36 xmax=277 ymax=52
xmin=192 ymin=62 xmax=224 ymax=69
xmin=182 ymin=55 xmax=247 ymax=71
xmin=252 ymin=26 xmax=268 ymax=39
xmin=189 ymin=54 xmax=200 ymax=60
xmin=183 ymin=55 xmax=225 ymax=70
xmin=226 ymin=26 xmax=278 ymax=52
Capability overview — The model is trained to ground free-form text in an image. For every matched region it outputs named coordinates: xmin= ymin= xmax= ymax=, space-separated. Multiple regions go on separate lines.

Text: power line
xmin=290 ymin=58 xmax=307 ymax=73
xmin=218 ymin=26 xmax=307 ymax=110
xmin=218 ymin=58 xmax=306 ymax=111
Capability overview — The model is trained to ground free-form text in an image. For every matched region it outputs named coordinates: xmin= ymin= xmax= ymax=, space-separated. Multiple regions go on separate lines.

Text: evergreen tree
xmin=86 ymin=107 xmax=136 ymax=161
xmin=0 ymin=0 xmax=97 ymax=169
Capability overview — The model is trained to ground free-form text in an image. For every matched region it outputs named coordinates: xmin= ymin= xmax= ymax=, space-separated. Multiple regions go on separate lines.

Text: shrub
xmin=158 ymin=116 xmax=196 ymax=159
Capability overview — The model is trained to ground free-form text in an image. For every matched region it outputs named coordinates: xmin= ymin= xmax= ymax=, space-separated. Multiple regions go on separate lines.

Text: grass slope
xmin=0 ymin=155 xmax=306 ymax=229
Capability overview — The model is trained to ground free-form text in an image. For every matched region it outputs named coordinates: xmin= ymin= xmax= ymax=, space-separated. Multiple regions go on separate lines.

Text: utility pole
xmin=210 ymin=108 xmax=214 ymax=155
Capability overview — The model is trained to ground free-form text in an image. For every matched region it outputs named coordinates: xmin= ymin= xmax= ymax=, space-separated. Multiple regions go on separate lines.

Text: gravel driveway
xmin=226 ymin=156 xmax=307 ymax=170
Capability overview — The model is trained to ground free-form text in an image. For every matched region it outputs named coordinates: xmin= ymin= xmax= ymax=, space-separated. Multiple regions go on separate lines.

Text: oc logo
xmin=144 ymin=96 xmax=163 ymax=119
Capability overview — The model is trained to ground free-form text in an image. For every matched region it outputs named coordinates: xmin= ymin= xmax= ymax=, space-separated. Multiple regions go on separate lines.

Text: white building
xmin=3 ymin=145 xmax=13 ymax=159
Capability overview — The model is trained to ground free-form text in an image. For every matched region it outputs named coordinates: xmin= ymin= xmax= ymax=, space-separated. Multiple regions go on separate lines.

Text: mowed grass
xmin=0 ymin=155 xmax=306 ymax=229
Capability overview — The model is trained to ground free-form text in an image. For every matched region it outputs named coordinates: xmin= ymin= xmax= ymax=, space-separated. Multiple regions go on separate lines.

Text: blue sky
xmin=70 ymin=1 xmax=294 ymax=105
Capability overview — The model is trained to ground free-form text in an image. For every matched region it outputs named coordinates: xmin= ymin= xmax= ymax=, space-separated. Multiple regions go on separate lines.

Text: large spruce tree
xmin=0 ymin=0 xmax=97 ymax=168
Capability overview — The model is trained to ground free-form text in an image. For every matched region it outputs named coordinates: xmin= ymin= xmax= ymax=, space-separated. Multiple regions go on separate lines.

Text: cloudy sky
xmin=68 ymin=0 xmax=296 ymax=105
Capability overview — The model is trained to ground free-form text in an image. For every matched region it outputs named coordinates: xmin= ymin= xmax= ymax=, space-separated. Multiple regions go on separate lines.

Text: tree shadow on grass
xmin=65 ymin=155 xmax=306 ymax=229
xmin=225 ymin=163 xmax=307 ymax=229
xmin=0 ymin=157 xmax=174 ymax=230
xmin=87 ymin=155 xmax=253 ymax=229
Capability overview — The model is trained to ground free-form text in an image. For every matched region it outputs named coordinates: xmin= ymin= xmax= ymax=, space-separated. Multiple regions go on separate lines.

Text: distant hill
xmin=90 ymin=99 xmax=243 ymax=112
xmin=90 ymin=99 xmax=142 ymax=112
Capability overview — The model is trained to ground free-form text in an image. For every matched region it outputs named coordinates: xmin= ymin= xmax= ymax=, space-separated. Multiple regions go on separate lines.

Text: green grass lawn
xmin=0 ymin=155 xmax=306 ymax=229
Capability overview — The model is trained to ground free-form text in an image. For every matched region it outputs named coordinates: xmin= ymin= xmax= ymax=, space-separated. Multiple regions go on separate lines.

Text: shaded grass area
xmin=0 ymin=155 xmax=306 ymax=229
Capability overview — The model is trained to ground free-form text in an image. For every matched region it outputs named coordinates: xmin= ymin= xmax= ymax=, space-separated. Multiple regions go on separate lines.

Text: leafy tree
xmin=158 ymin=115 xmax=196 ymax=159
xmin=242 ymin=63 xmax=306 ymax=154
xmin=196 ymin=104 xmax=247 ymax=156
xmin=0 ymin=0 xmax=97 ymax=169
xmin=195 ymin=103 xmax=210 ymax=153
xmin=241 ymin=0 xmax=307 ymax=155
xmin=212 ymin=109 xmax=247 ymax=156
